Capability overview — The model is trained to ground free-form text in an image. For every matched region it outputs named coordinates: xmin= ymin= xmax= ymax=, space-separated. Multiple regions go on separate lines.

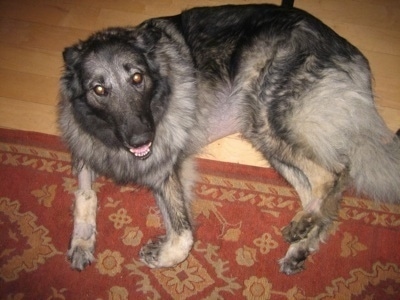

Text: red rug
xmin=1 ymin=128 xmax=400 ymax=299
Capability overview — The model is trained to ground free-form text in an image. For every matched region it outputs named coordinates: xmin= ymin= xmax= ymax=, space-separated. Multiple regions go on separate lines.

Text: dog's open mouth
xmin=129 ymin=142 xmax=152 ymax=159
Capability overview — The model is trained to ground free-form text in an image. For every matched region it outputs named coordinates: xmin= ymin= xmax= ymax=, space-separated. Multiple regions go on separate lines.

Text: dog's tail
xmin=291 ymin=71 xmax=400 ymax=203
xmin=349 ymin=123 xmax=400 ymax=203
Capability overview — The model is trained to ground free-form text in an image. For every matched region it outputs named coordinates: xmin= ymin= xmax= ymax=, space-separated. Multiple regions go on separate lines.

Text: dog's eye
xmin=93 ymin=85 xmax=107 ymax=96
xmin=132 ymin=72 xmax=143 ymax=85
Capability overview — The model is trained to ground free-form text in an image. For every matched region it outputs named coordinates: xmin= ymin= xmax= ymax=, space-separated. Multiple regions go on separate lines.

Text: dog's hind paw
xmin=279 ymin=245 xmax=309 ymax=275
xmin=281 ymin=213 xmax=320 ymax=243
xmin=68 ymin=244 xmax=95 ymax=270
xmin=139 ymin=230 xmax=193 ymax=268
xmin=279 ymin=223 xmax=324 ymax=275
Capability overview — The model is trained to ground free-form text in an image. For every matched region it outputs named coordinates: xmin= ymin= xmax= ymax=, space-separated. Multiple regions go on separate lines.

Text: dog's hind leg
xmin=273 ymin=157 xmax=349 ymax=274
xmin=68 ymin=164 xmax=98 ymax=270
xmin=139 ymin=158 xmax=195 ymax=268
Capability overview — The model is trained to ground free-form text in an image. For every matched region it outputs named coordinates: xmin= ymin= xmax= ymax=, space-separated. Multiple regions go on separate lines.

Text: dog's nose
xmin=129 ymin=132 xmax=154 ymax=148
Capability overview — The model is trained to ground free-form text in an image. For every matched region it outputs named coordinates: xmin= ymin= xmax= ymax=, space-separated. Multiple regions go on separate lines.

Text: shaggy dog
xmin=59 ymin=3 xmax=400 ymax=274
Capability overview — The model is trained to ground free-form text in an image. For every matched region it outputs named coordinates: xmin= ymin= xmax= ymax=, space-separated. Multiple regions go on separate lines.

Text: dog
xmin=58 ymin=3 xmax=400 ymax=275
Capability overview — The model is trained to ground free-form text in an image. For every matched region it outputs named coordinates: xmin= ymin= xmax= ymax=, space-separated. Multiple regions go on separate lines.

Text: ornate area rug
xmin=1 ymin=128 xmax=400 ymax=299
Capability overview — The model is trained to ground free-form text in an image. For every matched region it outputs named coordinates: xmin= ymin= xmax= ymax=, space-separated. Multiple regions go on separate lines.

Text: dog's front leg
xmin=68 ymin=164 xmax=97 ymax=270
xmin=140 ymin=171 xmax=193 ymax=268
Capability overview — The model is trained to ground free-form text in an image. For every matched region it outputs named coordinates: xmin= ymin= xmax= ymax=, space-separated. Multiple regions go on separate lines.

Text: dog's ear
xmin=131 ymin=24 xmax=162 ymax=52
xmin=60 ymin=43 xmax=85 ymax=99
xmin=62 ymin=43 xmax=84 ymax=67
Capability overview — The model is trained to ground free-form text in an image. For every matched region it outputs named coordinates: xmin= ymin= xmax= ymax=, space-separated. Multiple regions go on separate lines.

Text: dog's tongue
xmin=129 ymin=142 xmax=152 ymax=158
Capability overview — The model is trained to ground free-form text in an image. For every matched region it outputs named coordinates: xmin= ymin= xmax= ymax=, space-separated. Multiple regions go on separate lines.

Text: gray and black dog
xmin=59 ymin=3 xmax=400 ymax=275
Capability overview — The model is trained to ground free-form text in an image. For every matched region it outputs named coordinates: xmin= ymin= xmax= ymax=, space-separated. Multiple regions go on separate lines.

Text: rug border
xmin=0 ymin=127 xmax=281 ymax=181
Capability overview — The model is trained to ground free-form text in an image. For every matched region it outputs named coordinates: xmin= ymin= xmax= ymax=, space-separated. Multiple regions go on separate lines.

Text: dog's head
xmin=60 ymin=26 xmax=167 ymax=159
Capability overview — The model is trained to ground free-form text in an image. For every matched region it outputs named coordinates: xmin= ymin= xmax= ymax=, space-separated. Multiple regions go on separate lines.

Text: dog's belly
xmin=204 ymin=94 xmax=241 ymax=144
xmin=207 ymin=110 xmax=239 ymax=142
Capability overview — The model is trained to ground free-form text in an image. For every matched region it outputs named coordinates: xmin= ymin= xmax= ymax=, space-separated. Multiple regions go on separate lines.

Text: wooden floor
xmin=0 ymin=0 xmax=399 ymax=167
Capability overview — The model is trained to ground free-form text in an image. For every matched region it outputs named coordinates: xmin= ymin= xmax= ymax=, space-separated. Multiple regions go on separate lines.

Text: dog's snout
xmin=139 ymin=115 xmax=153 ymax=130
xmin=129 ymin=132 xmax=153 ymax=148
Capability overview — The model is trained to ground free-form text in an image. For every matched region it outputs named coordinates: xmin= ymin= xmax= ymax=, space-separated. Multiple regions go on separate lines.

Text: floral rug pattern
xmin=1 ymin=129 xmax=400 ymax=299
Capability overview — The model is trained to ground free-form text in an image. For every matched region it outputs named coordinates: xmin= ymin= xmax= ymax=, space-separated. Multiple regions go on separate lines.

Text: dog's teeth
xmin=132 ymin=149 xmax=149 ymax=157
xmin=130 ymin=142 xmax=152 ymax=157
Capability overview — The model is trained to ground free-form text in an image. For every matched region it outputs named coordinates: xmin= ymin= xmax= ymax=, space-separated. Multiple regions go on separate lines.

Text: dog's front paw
xmin=139 ymin=236 xmax=167 ymax=267
xmin=68 ymin=222 xmax=96 ymax=270
xmin=68 ymin=189 xmax=98 ymax=270
xmin=68 ymin=243 xmax=95 ymax=270
xmin=139 ymin=230 xmax=193 ymax=268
